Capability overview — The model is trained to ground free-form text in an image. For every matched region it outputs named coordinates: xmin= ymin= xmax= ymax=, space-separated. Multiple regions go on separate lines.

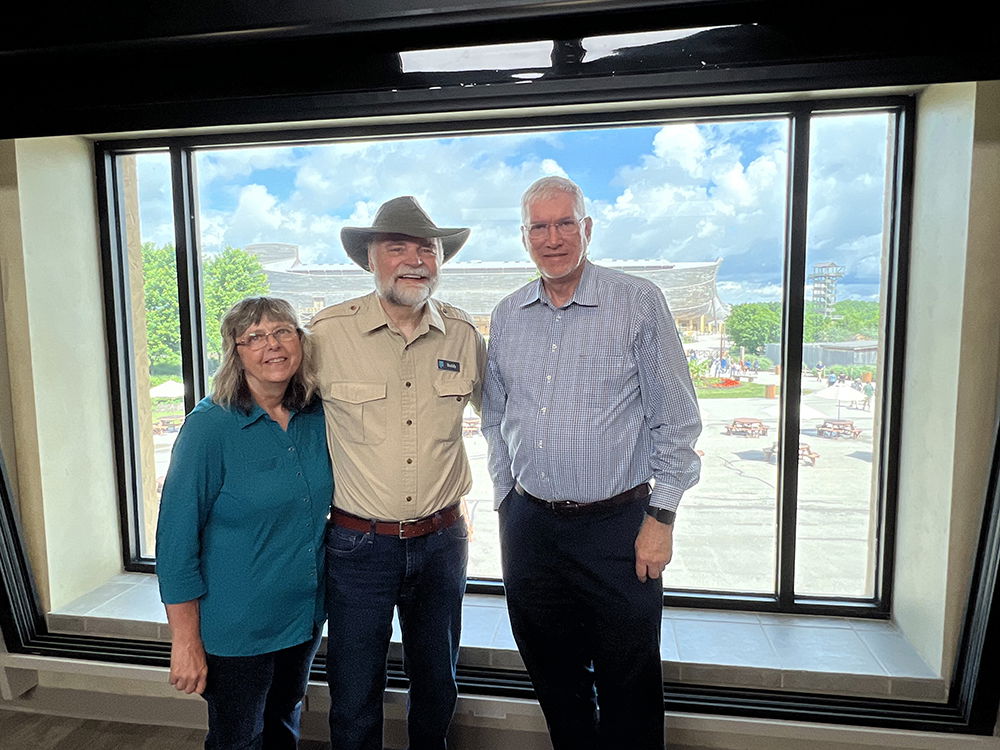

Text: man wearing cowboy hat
xmin=310 ymin=196 xmax=485 ymax=750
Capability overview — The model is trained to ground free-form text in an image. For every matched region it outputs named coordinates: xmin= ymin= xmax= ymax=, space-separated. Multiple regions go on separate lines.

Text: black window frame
xmin=98 ymin=95 xmax=911 ymax=619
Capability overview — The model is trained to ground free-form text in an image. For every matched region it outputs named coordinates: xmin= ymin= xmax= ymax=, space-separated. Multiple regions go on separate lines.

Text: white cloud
xmin=169 ymin=112 xmax=892 ymax=304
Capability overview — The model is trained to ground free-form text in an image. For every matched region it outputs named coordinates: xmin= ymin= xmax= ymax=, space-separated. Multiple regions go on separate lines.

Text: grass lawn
xmin=152 ymin=398 xmax=185 ymax=421
xmin=694 ymin=380 xmax=771 ymax=399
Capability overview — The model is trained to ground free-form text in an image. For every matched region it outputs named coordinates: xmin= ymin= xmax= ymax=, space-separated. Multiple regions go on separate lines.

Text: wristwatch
xmin=645 ymin=506 xmax=675 ymax=525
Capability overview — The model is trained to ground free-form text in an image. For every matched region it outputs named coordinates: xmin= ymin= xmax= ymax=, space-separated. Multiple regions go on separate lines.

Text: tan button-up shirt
xmin=310 ymin=291 xmax=485 ymax=521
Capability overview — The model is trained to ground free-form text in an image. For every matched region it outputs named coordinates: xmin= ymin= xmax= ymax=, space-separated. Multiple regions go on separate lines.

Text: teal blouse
xmin=156 ymin=396 xmax=333 ymax=657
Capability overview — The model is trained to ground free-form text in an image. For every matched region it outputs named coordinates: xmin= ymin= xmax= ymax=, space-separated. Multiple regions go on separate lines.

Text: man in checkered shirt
xmin=482 ymin=176 xmax=702 ymax=750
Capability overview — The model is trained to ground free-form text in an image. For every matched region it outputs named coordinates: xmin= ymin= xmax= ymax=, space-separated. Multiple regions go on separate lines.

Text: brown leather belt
xmin=514 ymin=482 xmax=651 ymax=515
xmin=331 ymin=503 xmax=462 ymax=539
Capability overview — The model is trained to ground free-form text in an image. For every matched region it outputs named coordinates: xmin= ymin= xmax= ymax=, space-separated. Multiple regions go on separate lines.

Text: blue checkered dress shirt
xmin=481 ymin=261 xmax=702 ymax=514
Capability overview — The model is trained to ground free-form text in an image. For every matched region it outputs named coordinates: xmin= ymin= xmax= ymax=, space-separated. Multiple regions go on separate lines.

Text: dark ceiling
xmin=3 ymin=1 xmax=997 ymax=138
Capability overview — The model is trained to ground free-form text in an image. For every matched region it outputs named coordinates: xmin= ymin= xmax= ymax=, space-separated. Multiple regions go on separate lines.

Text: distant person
xmin=828 ymin=372 xmax=838 ymax=387
xmin=157 ymin=297 xmax=332 ymax=749
xmin=863 ymin=381 xmax=875 ymax=410
xmin=310 ymin=196 xmax=485 ymax=750
xmin=482 ymin=176 xmax=702 ymax=749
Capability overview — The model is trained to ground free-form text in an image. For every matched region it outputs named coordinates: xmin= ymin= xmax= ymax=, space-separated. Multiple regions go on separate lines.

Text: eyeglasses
xmin=524 ymin=218 xmax=585 ymax=240
xmin=236 ymin=327 xmax=298 ymax=350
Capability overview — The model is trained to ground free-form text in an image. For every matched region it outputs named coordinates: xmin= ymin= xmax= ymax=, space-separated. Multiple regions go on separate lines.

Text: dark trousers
xmin=500 ymin=489 xmax=665 ymax=750
xmin=203 ymin=629 xmax=322 ymax=750
xmin=324 ymin=517 xmax=469 ymax=750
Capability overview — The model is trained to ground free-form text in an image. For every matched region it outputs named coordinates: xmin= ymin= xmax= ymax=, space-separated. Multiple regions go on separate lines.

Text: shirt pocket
xmin=325 ymin=381 xmax=387 ymax=445
xmin=573 ymin=353 xmax=632 ymax=405
xmin=432 ymin=377 xmax=474 ymax=441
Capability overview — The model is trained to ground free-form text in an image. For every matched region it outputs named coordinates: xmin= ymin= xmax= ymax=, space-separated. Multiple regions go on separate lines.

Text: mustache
xmin=393 ymin=267 xmax=432 ymax=280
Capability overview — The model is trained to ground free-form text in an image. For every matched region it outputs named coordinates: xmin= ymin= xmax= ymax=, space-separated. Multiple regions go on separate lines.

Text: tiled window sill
xmin=47 ymin=573 xmax=945 ymax=702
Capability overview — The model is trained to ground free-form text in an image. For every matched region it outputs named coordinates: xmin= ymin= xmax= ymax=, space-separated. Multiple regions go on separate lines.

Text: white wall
xmin=894 ymin=81 xmax=1000 ymax=679
xmin=0 ymin=137 xmax=122 ymax=610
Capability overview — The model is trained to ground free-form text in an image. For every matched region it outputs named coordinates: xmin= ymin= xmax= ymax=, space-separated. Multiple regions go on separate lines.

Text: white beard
xmin=376 ymin=271 xmax=439 ymax=307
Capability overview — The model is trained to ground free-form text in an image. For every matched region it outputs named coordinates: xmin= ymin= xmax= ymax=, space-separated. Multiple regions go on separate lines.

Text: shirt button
xmin=551 ymin=344 xmax=557 ymax=351
xmin=288 ymin=446 xmax=295 ymax=452
xmin=546 ymin=375 xmax=552 ymax=382
xmin=406 ymin=458 xmax=413 ymax=464
xmin=455 ymin=397 xmax=462 ymax=402
xmin=538 ymin=441 xmax=544 ymax=448
xmin=406 ymin=419 xmax=413 ymax=426
xmin=405 ymin=381 xmax=412 ymax=387
xmin=540 ymin=407 xmax=547 ymax=414
xmin=406 ymin=496 xmax=413 ymax=502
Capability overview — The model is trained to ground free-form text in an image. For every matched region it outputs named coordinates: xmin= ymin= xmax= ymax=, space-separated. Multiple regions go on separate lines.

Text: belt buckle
xmin=398 ymin=516 xmax=422 ymax=539
xmin=548 ymin=499 xmax=577 ymax=510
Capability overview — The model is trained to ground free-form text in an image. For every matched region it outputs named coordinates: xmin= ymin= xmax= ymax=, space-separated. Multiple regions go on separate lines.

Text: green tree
xmin=804 ymin=300 xmax=881 ymax=342
xmin=141 ymin=242 xmax=182 ymax=374
xmin=831 ymin=300 xmax=880 ymax=340
xmin=725 ymin=302 xmax=782 ymax=353
xmin=141 ymin=243 xmax=270 ymax=374
xmin=202 ymin=246 xmax=270 ymax=367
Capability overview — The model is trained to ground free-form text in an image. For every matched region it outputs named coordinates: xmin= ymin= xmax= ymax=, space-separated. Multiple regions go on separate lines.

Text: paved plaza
xmin=462 ymin=367 xmax=878 ymax=599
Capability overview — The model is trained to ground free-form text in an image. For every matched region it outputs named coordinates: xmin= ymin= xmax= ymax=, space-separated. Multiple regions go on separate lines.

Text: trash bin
xmin=765 ymin=384 xmax=778 ymax=399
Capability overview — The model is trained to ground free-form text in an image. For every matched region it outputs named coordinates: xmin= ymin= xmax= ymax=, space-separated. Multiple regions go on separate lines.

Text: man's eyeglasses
xmin=524 ymin=218 xmax=585 ymax=240
xmin=236 ymin=327 xmax=298 ymax=350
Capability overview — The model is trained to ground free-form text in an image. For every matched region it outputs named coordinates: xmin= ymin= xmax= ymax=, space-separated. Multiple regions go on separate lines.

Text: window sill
xmin=46 ymin=573 xmax=944 ymax=703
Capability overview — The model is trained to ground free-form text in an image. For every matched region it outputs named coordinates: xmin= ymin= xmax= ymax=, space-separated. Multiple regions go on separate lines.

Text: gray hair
xmin=520 ymin=176 xmax=587 ymax=225
xmin=212 ymin=296 xmax=318 ymax=413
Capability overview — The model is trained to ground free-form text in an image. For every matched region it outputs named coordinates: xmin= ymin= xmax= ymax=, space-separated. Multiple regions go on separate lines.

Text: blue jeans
xmin=500 ymin=489 xmax=665 ymax=750
xmin=325 ymin=516 xmax=468 ymax=750
xmin=202 ymin=629 xmax=322 ymax=750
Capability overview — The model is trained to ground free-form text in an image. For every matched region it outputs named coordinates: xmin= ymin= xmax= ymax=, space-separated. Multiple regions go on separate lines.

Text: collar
xmin=357 ymin=290 xmax=446 ymax=336
xmin=519 ymin=260 xmax=599 ymax=309
xmin=235 ymin=402 xmax=269 ymax=429
xmin=235 ymin=400 xmax=299 ymax=429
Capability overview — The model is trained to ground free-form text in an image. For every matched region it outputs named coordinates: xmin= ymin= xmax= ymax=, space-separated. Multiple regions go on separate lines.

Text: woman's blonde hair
xmin=212 ymin=296 xmax=318 ymax=413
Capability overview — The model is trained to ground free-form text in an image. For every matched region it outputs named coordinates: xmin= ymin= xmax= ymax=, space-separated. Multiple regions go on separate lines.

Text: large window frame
xmin=3 ymin=3 xmax=1000 ymax=737
xmin=98 ymin=96 xmax=911 ymax=619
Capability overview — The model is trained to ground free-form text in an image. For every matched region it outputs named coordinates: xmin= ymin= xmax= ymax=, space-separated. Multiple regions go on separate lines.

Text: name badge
xmin=438 ymin=359 xmax=461 ymax=372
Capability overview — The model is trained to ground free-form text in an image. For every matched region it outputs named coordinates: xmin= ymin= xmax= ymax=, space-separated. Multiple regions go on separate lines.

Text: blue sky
xmin=137 ymin=112 xmax=891 ymax=304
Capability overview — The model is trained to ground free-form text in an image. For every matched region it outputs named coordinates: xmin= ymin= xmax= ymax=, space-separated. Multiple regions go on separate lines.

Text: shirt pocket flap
xmin=327 ymin=381 xmax=386 ymax=404
xmin=434 ymin=378 xmax=474 ymax=398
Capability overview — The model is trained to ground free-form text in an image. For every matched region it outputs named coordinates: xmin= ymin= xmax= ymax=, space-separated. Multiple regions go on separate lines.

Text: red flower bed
xmin=713 ymin=378 xmax=741 ymax=388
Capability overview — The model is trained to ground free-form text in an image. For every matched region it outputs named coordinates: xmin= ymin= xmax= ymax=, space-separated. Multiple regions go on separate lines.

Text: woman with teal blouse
xmin=156 ymin=296 xmax=333 ymax=749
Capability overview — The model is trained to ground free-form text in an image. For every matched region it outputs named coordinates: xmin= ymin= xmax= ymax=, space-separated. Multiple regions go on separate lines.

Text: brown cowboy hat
xmin=340 ymin=196 xmax=470 ymax=271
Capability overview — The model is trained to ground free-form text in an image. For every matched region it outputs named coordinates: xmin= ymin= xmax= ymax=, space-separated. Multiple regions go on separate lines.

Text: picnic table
xmin=816 ymin=419 xmax=862 ymax=439
xmin=724 ymin=418 xmax=769 ymax=437
xmin=762 ymin=442 xmax=820 ymax=466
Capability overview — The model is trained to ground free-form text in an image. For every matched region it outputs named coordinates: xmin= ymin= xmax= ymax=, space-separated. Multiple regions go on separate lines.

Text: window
xmin=102 ymin=100 xmax=908 ymax=614
xmin=3 ymin=6 xmax=999 ymax=738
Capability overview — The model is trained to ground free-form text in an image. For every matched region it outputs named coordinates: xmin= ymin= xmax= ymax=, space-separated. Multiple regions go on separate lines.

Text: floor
xmin=0 ymin=708 xmax=328 ymax=750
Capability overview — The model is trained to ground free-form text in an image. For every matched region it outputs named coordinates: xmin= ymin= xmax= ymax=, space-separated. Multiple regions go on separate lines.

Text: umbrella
xmin=761 ymin=402 xmax=828 ymax=422
xmin=149 ymin=379 xmax=185 ymax=398
xmin=813 ymin=382 xmax=863 ymax=417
